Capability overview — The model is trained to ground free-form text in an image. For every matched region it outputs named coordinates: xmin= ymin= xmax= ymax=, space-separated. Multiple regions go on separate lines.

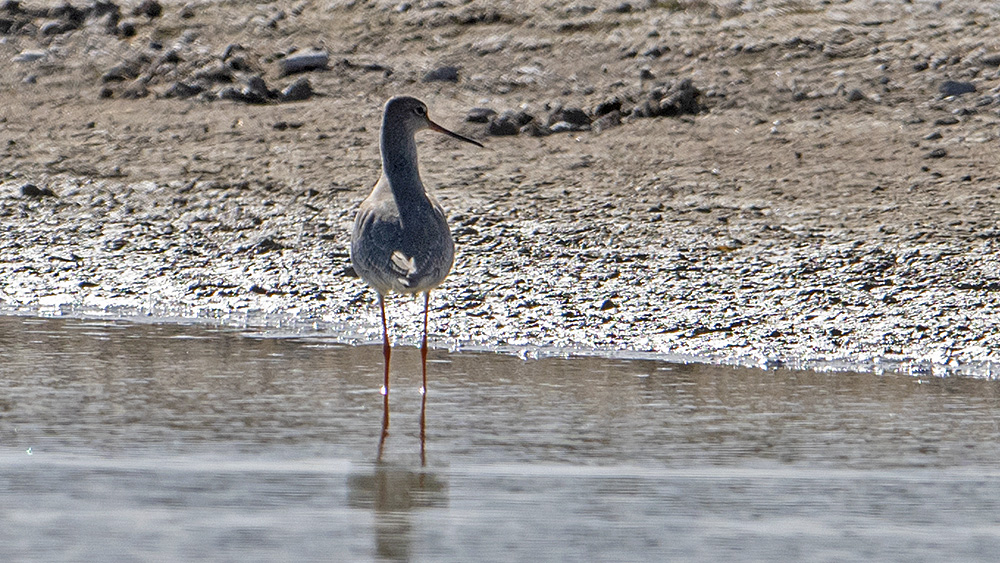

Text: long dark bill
xmin=428 ymin=120 xmax=484 ymax=148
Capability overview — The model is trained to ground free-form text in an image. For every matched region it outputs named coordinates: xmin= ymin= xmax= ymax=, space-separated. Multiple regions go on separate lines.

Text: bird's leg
xmin=380 ymin=294 xmax=391 ymax=431
xmin=421 ymin=291 xmax=430 ymax=395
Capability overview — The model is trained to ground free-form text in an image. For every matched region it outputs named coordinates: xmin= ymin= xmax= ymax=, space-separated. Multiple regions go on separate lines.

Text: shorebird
xmin=351 ymin=96 xmax=482 ymax=431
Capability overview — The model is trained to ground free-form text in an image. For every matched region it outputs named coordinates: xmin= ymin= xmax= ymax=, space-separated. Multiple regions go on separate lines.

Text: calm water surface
xmin=1 ymin=315 xmax=1000 ymax=561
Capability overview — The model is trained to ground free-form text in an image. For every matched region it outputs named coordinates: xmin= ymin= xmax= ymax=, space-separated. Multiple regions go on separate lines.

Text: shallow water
xmin=1 ymin=315 xmax=1000 ymax=561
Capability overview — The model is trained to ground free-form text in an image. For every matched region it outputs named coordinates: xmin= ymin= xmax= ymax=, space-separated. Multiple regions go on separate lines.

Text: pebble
xmin=593 ymin=111 xmax=621 ymax=132
xmin=933 ymin=116 xmax=959 ymax=126
xmin=925 ymin=148 xmax=947 ymax=159
xmin=422 ymin=65 xmax=459 ymax=82
xmin=163 ymin=81 xmax=204 ymax=99
xmin=846 ymin=88 xmax=866 ymax=102
xmin=979 ymin=52 xmax=1000 ymax=66
xmin=594 ymin=98 xmax=622 ymax=117
xmin=519 ymin=122 xmax=550 ymax=137
xmin=923 ymin=131 xmax=942 ymax=140
xmin=278 ymin=49 xmax=329 ymax=76
xmin=939 ymin=80 xmax=975 ymax=97
xmin=547 ymin=107 xmax=590 ymax=127
xmin=132 ymin=0 xmax=162 ymax=18
xmin=280 ymin=77 xmax=313 ymax=102
xmin=12 ymin=50 xmax=46 ymax=63
xmin=486 ymin=110 xmax=533 ymax=136
xmin=466 ymin=107 xmax=497 ymax=123
xmin=21 ymin=184 xmax=56 ymax=197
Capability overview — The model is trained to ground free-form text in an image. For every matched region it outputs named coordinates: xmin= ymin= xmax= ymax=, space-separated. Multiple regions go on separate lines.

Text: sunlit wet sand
xmin=2 ymin=315 xmax=999 ymax=561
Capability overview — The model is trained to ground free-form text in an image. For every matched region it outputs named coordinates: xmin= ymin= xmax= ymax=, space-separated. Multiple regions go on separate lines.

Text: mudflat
xmin=1 ymin=0 xmax=999 ymax=374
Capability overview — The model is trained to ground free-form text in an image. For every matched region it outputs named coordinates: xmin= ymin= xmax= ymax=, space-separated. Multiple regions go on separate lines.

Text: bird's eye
xmin=414 ymin=106 xmax=426 ymax=116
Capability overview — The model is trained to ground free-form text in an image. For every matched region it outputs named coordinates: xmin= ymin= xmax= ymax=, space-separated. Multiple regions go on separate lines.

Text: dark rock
xmin=593 ymin=110 xmax=621 ymax=132
xmin=979 ymin=52 xmax=1000 ymax=66
xmin=163 ymin=81 xmax=203 ymax=99
xmin=925 ymin=148 xmax=947 ymax=159
xmin=101 ymin=60 xmax=142 ymax=83
xmin=846 ymin=88 xmax=866 ymax=102
xmin=240 ymin=237 xmax=286 ymax=254
xmin=519 ymin=122 xmax=550 ymax=137
xmin=466 ymin=107 xmax=497 ymax=123
xmin=939 ymin=80 xmax=976 ymax=97
xmin=594 ymin=98 xmax=621 ymax=117
xmin=923 ymin=131 xmax=942 ymax=140
xmin=193 ymin=62 xmax=233 ymax=83
xmin=487 ymin=110 xmax=533 ymax=136
xmin=132 ymin=0 xmax=162 ymax=18
xmin=278 ymin=49 xmax=329 ymax=76
xmin=547 ymin=106 xmax=590 ymax=127
xmin=225 ymin=55 xmax=252 ymax=72
xmin=912 ymin=61 xmax=929 ymax=72
xmin=280 ymin=77 xmax=313 ymax=102
xmin=117 ymin=20 xmax=136 ymax=37
xmin=39 ymin=20 xmax=68 ymax=35
xmin=21 ymin=183 xmax=55 ymax=197
xmin=121 ymin=78 xmax=149 ymax=99
xmin=934 ymin=116 xmax=959 ymax=126
xmin=639 ymin=68 xmax=655 ymax=81
xmin=422 ymin=65 xmax=459 ymax=82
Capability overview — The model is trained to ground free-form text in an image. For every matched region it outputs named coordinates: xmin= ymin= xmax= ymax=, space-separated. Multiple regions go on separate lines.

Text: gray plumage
xmin=350 ymin=96 xmax=482 ymax=418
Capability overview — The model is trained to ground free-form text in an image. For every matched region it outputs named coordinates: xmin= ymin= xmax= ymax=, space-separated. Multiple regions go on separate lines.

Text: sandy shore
xmin=2 ymin=0 xmax=1000 ymax=375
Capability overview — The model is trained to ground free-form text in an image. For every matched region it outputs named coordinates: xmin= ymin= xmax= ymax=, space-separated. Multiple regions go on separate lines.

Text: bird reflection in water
xmin=347 ymin=462 xmax=447 ymax=560
xmin=377 ymin=386 xmax=429 ymax=466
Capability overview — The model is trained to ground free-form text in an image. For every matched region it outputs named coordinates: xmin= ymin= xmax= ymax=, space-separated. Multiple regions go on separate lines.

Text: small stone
xmin=121 ymin=78 xmax=149 ymax=99
xmin=486 ymin=115 xmax=520 ymax=136
xmin=548 ymin=106 xmax=590 ymax=127
xmin=925 ymin=148 xmax=947 ymax=158
xmin=422 ymin=65 xmax=459 ymax=83
xmin=599 ymin=298 xmax=617 ymax=311
xmin=939 ymin=80 xmax=976 ymax=97
xmin=132 ymin=0 xmax=162 ymax=18
xmin=549 ymin=121 xmax=580 ymax=133
xmin=21 ymin=183 xmax=55 ymax=197
xmin=466 ymin=107 xmax=497 ymax=123
xmin=593 ymin=110 xmax=621 ymax=133
xmin=846 ymin=88 xmax=866 ymax=102
xmin=280 ymin=77 xmax=313 ymax=102
xmin=519 ymin=122 xmax=550 ymax=136
xmin=923 ymin=131 xmax=942 ymax=140
xmin=934 ymin=116 xmax=959 ymax=126
xmin=39 ymin=20 xmax=67 ymax=35
xmin=979 ymin=52 xmax=1000 ymax=66
xmin=179 ymin=3 xmax=195 ymax=18
xmin=278 ymin=49 xmax=329 ymax=76
xmin=11 ymin=50 xmax=46 ymax=63
xmin=163 ymin=81 xmax=203 ymax=99
xmin=594 ymin=98 xmax=621 ymax=117
xmin=193 ymin=62 xmax=233 ymax=83
xmin=117 ymin=21 xmax=136 ymax=37
xmin=486 ymin=109 xmax=533 ymax=136
xmin=912 ymin=61 xmax=929 ymax=72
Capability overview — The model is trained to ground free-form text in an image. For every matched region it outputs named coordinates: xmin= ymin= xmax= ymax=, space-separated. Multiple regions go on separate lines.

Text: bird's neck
xmin=380 ymin=122 xmax=425 ymax=201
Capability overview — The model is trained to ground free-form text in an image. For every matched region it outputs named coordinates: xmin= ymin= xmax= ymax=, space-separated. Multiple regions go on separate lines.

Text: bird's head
xmin=383 ymin=96 xmax=483 ymax=148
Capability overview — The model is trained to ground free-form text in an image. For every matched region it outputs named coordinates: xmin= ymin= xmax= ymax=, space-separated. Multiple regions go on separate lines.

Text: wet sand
xmin=2 ymin=0 xmax=1000 ymax=375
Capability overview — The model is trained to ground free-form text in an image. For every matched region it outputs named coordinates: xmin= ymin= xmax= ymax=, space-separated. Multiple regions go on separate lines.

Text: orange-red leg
xmin=380 ymin=294 xmax=390 ymax=430
xmin=421 ymin=291 xmax=430 ymax=395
